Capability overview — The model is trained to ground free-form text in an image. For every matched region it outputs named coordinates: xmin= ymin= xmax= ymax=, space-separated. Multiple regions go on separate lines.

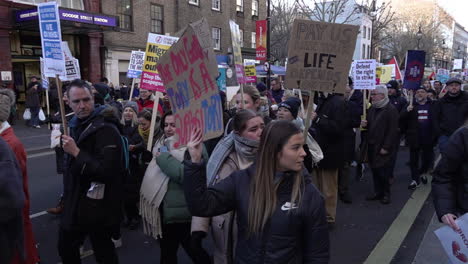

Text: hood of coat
xmin=69 ymin=104 xmax=122 ymax=142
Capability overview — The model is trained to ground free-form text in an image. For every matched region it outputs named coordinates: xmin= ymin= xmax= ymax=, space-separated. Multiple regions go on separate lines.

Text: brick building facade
xmin=102 ymin=0 xmax=267 ymax=85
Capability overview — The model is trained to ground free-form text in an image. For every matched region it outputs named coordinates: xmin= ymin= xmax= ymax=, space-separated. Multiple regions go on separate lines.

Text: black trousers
xmin=409 ymin=144 xmax=434 ymax=182
xmin=338 ymin=162 xmax=351 ymax=195
xmin=371 ymin=164 xmax=392 ymax=198
xmin=159 ymin=222 xmax=211 ymax=264
xmin=58 ymin=227 xmax=118 ymax=264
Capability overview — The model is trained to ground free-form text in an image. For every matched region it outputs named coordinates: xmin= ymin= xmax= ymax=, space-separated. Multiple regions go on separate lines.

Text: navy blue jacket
xmin=184 ymin=162 xmax=329 ymax=264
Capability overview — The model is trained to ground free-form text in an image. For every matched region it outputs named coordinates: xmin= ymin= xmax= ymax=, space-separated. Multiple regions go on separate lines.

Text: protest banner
xmin=229 ymin=20 xmax=246 ymax=85
xmin=58 ymin=42 xmax=81 ymax=81
xmin=437 ymin=69 xmax=450 ymax=83
xmin=157 ymin=19 xmax=223 ymax=148
xmin=217 ymin=68 xmax=227 ymax=92
xmin=435 ymin=213 xmax=468 ymax=263
xmin=256 ymin=20 xmax=267 ymax=61
xmin=38 ymin=2 xmax=65 ymax=77
xmin=285 ymin=19 xmax=359 ymax=94
xmin=353 ymin=60 xmax=376 ymax=90
xmin=140 ymin=34 xmax=179 ymax=92
xmin=127 ymin=50 xmax=146 ymax=79
xmin=403 ymin=50 xmax=426 ymax=90
xmin=244 ymin=61 xmax=257 ymax=83
xmin=376 ymin=65 xmax=393 ymax=84
xmin=454 ymin=59 xmax=463 ymax=70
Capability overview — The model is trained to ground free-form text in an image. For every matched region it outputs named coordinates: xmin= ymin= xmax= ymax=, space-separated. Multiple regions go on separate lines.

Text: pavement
xmin=13 ymin=121 xmax=451 ymax=264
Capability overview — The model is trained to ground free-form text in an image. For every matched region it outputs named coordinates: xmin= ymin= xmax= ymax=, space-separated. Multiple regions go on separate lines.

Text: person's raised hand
xmin=442 ymin=213 xmax=460 ymax=231
xmin=187 ymin=126 xmax=203 ymax=163
xmin=407 ymin=105 xmax=414 ymax=112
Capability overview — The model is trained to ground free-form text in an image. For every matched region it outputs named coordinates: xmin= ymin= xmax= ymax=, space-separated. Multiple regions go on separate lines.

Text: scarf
xmin=207 ymin=132 xmax=259 ymax=185
xmin=139 ymin=126 xmax=150 ymax=145
xmin=140 ymin=136 xmax=186 ymax=239
xmin=372 ymin=97 xmax=390 ymax=109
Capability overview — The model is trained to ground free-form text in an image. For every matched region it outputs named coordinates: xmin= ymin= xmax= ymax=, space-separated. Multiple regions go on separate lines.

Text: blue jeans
xmin=29 ymin=106 xmax=40 ymax=127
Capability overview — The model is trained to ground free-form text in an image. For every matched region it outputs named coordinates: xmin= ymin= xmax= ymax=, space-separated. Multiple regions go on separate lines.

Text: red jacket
xmin=1 ymin=127 xmax=39 ymax=264
xmin=137 ymin=99 xmax=164 ymax=116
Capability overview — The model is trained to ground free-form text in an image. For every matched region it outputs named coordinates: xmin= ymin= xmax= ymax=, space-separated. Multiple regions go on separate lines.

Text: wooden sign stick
xmin=362 ymin=90 xmax=367 ymax=120
xmin=45 ymin=85 xmax=51 ymax=129
xmin=55 ymin=74 xmax=68 ymax=136
xmin=147 ymin=91 xmax=162 ymax=151
xmin=409 ymin=90 xmax=414 ymax=108
xmin=303 ymin=91 xmax=315 ymax=144
xmin=240 ymin=83 xmax=245 ymax=109
xmin=129 ymin=78 xmax=136 ymax=101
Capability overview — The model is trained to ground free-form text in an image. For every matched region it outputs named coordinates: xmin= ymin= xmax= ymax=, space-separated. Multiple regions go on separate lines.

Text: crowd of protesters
xmin=1 ymin=72 xmax=468 ymax=264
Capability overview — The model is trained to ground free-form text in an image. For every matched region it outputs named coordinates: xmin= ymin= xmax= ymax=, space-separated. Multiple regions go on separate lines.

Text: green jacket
xmin=156 ymin=147 xmax=208 ymax=224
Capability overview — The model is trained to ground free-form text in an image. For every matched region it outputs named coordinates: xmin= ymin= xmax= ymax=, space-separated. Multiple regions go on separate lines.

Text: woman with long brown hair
xmin=184 ymin=121 xmax=329 ymax=263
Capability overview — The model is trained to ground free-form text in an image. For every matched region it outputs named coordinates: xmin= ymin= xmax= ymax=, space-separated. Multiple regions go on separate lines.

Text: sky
xmin=282 ymin=0 xmax=468 ymax=29
xmin=436 ymin=0 xmax=468 ymax=29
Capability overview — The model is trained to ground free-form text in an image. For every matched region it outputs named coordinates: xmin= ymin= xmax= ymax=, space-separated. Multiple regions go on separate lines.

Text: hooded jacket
xmin=61 ymin=105 xmax=125 ymax=229
xmin=184 ymin=162 xmax=329 ymax=264
xmin=432 ymin=126 xmax=468 ymax=221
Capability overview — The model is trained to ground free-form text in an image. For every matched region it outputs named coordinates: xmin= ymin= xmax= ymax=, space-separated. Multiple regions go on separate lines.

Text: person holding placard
xmin=361 ymin=85 xmax=399 ymax=204
xmin=310 ymin=92 xmax=346 ymax=224
xmin=184 ymin=121 xmax=329 ymax=263
xmin=140 ymin=111 xmax=211 ymax=264
xmin=191 ymin=109 xmax=265 ymax=264
xmin=432 ymin=119 xmax=468 ymax=231
xmin=399 ymin=87 xmax=435 ymax=190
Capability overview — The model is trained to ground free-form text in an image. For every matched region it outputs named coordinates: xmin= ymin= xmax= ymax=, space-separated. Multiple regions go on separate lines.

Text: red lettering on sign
xmin=173 ymin=109 xmax=204 ymax=148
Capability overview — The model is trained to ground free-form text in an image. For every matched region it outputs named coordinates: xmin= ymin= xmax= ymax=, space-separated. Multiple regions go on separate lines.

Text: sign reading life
xmin=286 ymin=20 xmax=359 ymax=93
xmin=157 ymin=21 xmax=223 ymax=148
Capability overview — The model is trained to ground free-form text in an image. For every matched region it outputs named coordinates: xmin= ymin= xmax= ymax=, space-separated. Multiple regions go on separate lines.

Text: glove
xmin=190 ymin=231 xmax=207 ymax=253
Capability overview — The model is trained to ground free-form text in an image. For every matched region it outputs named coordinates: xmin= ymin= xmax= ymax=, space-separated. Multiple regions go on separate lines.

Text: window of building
xmin=236 ymin=0 xmax=243 ymax=12
xmin=117 ymin=0 xmax=133 ymax=31
xmin=60 ymin=0 xmax=84 ymax=9
xmin=189 ymin=0 xmax=199 ymax=6
xmin=368 ymin=45 xmax=371 ymax=58
xmin=252 ymin=0 xmax=259 ymax=16
xmin=150 ymin=4 xmax=163 ymax=34
xmin=239 ymin=29 xmax=244 ymax=47
xmin=368 ymin=28 xmax=371 ymax=40
xmin=212 ymin=27 xmax=221 ymax=50
xmin=363 ymin=26 xmax=366 ymax=39
xmin=362 ymin=44 xmax=365 ymax=59
xmin=251 ymin=32 xmax=256 ymax=48
xmin=212 ymin=0 xmax=220 ymax=11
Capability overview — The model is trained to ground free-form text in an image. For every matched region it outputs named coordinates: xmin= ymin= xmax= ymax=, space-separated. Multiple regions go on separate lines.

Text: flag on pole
xmin=387 ymin=56 xmax=402 ymax=80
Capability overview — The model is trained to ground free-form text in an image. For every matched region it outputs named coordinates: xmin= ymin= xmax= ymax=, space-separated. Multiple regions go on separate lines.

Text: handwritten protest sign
xmin=127 ymin=51 xmax=146 ymax=78
xmin=140 ymin=34 xmax=179 ymax=92
xmin=285 ymin=19 xmax=359 ymax=93
xmin=157 ymin=19 xmax=223 ymax=148
xmin=435 ymin=213 xmax=468 ymax=263
xmin=229 ymin=20 xmax=246 ymax=84
xmin=353 ymin=60 xmax=376 ymax=89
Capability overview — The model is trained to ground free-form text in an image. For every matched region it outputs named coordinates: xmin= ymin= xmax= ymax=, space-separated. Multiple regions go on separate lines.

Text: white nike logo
xmin=281 ymin=202 xmax=298 ymax=211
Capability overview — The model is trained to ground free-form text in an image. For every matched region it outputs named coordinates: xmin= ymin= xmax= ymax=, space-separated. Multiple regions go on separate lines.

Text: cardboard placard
xmin=140 ymin=34 xmax=179 ymax=92
xmin=244 ymin=61 xmax=257 ymax=83
xmin=156 ymin=19 xmax=223 ymax=148
xmin=59 ymin=41 xmax=81 ymax=81
xmin=435 ymin=213 xmax=468 ymax=263
xmin=376 ymin=65 xmax=393 ymax=85
xmin=127 ymin=50 xmax=146 ymax=79
xmin=353 ymin=59 xmax=376 ymax=90
xmin=285 ymin=19 xmax=359 ymax=93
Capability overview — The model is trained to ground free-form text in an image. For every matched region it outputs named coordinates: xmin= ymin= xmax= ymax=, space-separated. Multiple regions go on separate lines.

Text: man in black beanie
xmin=386 ymin=80 xmax=407 ymax=112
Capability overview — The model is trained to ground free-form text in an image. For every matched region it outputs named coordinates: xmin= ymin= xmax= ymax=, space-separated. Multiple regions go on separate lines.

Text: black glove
xmin=190 ymin=231 xmax=207 ymax=253
xmin=141 ymin=150 xmax=153 ymax=163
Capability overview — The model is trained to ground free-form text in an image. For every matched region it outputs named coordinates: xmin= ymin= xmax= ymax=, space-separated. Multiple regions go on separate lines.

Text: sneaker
xmin=46 ymin=198 xmax=64 ymax=215
xmin=408 ymin=180 xmax=420 ymax=190
xmin=34 ymin=125 xmax=41 ymax=129
xmin=112 ymin=237 xmax=122 ymax=248
xmin=421 ymin=175 xmax=428 ymax=184
xmin=380 ymin=196 xmax=391 ymax=204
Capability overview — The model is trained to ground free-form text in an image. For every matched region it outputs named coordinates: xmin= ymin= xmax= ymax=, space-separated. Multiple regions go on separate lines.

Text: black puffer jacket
xmin=62 ymin=105 xmax=125 ymax=230
xmin=389 ymin=94 xmax=407 ymax=113
xmin=432 ymin=126 xmax=468 ymax=221
xmin=432 ymin=91 xmax=468 ymax=137
xmin=310 ymin=93 xmax=346 ymax=169
xmin=183 ymin=161 xmax=329 ymax=264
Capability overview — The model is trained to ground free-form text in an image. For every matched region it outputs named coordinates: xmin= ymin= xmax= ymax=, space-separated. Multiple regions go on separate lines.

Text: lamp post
xmin=416 ymin=25 xmax=423 ymax=50
xmin=266 ymin=0 xmax=271 ymax=90
xmin=441 ymin=39 xmax=447 ymax=69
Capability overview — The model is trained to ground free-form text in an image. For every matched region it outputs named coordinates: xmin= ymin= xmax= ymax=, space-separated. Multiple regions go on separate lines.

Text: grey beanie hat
xmin=123 ymin=100 xmax=139 ymax=114
xmin=0 ymin=88 xmax=15 ymax=122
